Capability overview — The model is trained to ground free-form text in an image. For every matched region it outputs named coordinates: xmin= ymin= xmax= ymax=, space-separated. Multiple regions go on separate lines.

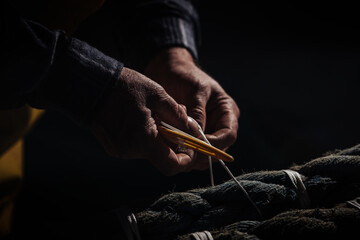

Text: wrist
xmin=147 ymin=47 xmax=195 ymax=72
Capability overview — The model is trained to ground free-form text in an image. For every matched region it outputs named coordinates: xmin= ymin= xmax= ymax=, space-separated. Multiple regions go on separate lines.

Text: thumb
xmin=148 ymin=95 xmax=195 ymax=175
xmin=152 ymin=93 xmax=189 ymax=131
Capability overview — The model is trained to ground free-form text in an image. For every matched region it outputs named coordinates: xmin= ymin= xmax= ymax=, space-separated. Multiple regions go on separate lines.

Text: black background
xmin=12 ymin=0 xmax=360 ymax=236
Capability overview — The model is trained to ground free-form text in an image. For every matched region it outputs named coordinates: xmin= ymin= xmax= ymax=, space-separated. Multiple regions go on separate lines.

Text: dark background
xmin=12 ymin=0 xmax=359 ymax=237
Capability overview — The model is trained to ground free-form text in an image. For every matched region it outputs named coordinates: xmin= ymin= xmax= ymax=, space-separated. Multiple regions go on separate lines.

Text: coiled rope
xmin=134 ymin=144 xmax=360 ymax=240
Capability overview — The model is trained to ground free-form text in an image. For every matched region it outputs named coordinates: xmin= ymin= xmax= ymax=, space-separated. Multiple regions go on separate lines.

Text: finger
xmin=186 ymin=116 xmax=207 ymax=140
xmin=205 ymin=94 xmax=240 ymax=149
xmin=152 ymin=92 xmax=189 ymax=131
xmin=179 ymin=104 xmax=187 ymax=113
xmin=206 ymin=128 xmax=237 ymax=151
xmin=205 ymin=111 xmax=239 ymax=150
xmin=188 ymin=104 xmax=206 ymax=131
xmin=148 ymin=134 xmax=193 ymax=176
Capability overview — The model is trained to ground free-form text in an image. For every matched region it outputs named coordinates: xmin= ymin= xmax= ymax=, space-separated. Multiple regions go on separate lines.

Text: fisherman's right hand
xmin=90 ymin=67 xmax=196 ymax=175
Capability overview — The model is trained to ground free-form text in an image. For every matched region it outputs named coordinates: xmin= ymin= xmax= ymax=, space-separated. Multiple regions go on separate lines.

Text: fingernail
xmin=187 ymin=116 xmax=201 ymax=131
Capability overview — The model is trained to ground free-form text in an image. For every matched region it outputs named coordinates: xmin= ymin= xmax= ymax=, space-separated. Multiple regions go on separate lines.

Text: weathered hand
xmin=145 ymin=47 xmax=240 ymax=169
xmin=91 ymin=67 xmax=196 ymax=175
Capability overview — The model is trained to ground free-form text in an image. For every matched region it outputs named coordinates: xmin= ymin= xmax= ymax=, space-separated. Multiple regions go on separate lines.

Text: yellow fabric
xmin=0 ymin=106 xmax=44 ymax=236
xmin=0 ymin=1 xmax=103 ymax=235
xmin=0 ymin=140 xmax=23 ymax=236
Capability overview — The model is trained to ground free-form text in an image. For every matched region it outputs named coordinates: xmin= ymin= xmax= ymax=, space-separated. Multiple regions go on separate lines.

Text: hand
xmin=145 ymin=47 xmax=240 ymax=169
xmin=91 ymin=67 xmax=197 ymax=176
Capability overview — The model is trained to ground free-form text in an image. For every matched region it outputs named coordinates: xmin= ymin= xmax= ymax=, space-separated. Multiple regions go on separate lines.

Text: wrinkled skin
xmin=145 ymin=47 xmax=240 ymax=170
xmin=92 ymin=47 xmax=240 ymax=175
xmin=91 ymin=67 xmax=195 ymax=175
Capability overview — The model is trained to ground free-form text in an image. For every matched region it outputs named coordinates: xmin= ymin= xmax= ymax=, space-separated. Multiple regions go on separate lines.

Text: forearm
xmin=27 ymin=33 xmax=123 ymax=125
xmin=0 ymin=1 xmax=123 ymax=125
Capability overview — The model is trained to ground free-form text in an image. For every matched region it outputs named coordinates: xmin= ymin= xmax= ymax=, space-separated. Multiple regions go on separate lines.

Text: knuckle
xmin=227 ymin=131 xmax=238 ymax=145
xmin=196 ymin=81 xmax=211 ymax=99
xmin=230 ymin=131 xmax=238 ymax=142
xmin=175 ymin=103 xmax=187 ymax=121
xmin=232 ymin=101 xmax=241 ymax=118
xmin=189 ymin=107 xmax=205 ymax=125
xmin=148 ymin=85 xmax=167 ymax=102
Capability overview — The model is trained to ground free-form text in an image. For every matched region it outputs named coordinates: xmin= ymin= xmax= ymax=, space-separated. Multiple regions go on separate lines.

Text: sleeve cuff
xmin=145 ymin=16 xmax=199 ymax=61
xmin=28 ymin=37 xmax=124 ymax=126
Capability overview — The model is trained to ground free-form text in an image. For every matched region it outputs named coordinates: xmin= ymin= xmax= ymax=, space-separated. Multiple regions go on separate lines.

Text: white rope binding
xmin=283 ymin=169 xmax=311 ymax=208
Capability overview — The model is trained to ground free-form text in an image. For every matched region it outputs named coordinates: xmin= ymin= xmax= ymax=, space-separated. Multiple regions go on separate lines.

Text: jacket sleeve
xmin=0 ymin=0 xmax=124 ymax=125
xmin=118 ymin=0 xmax=201 ymax=70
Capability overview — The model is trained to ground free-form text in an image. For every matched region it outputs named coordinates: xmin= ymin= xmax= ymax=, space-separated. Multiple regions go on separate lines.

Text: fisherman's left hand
xmin=145 ymin=47 xmax=240 ymax=170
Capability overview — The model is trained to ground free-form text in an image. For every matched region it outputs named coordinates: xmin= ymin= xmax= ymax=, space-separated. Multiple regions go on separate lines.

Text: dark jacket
xmin=0 ymin=0 xmax=200 ymax=125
